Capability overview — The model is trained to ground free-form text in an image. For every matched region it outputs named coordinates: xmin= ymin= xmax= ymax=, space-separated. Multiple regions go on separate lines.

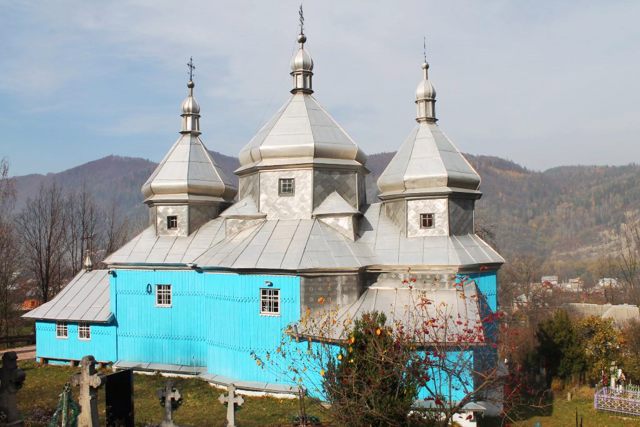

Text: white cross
xmin=219 ymin=384 xmax=244 ymax=427
xmin=71 ymin=355 xmax=103 ymax=427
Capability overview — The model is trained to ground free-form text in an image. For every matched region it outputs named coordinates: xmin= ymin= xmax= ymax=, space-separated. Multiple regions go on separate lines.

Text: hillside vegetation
xmin=12 ymin=153 xmax=640 ymax=273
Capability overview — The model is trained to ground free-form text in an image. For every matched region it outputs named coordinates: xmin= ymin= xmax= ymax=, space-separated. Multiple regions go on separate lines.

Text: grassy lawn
xmin=16 ymin=362 xmax=640 ymax=426
xmin=488 ymin=387 xmax=640 ymax=427
xmin=17 ymin=361 xmax=328 ymax=426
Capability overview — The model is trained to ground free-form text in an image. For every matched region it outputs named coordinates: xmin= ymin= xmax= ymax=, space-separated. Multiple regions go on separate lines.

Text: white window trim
xmin=420 ymin=213 xmax=435 ymax=229
xmin=278 ymin=178 xmax=295 ymax=196
xmin=55 ymin=322 xmax=68 ymax=339
xmin=260 ymin=288 xmax=281 ymax=316
xmin=156 ymin=284 xmax=172 ymax=307
xmin=78 ymin=323 xmax=91 ymax=341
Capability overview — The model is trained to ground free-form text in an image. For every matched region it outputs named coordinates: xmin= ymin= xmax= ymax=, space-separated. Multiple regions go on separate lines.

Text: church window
xmin=260 ymin=288 xmax=280 ymax=316
xmin=156 ymin=284 xmax=172 ymax=307
xmin=56 ymin=322 xmax=68 ymax=338
xmin=278 ymin=178 xmax=295 ymax=196
xmin=420 ymin=213 xmax=435 ymax=229
xmin=78 ymin=323 xmax=91 ymax=340
xmin=167 ymin=216 xmax=178 ymax=230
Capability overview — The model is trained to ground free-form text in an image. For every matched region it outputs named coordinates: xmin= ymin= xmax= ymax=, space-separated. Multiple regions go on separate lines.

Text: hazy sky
xmin=1 ymin=1 xmax=639 ymax=176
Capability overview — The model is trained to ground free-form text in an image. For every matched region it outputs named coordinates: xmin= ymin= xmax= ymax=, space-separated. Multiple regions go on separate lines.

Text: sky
xmin=1 ymin=0 xmax=639 ymax=176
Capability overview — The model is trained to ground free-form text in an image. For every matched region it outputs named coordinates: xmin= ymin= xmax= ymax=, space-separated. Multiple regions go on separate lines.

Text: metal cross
xmin=218 ymin=384 xmax=244 ymax=427
xmin=71 ymin=355 xmax=103 ymax=427
xmin=187 ymin=56 xmax=195 ymax=81
xmin=423 ymin=36 xmax=427 ymax=63
xmin=299 ymin=4 xmax=304 ymax=34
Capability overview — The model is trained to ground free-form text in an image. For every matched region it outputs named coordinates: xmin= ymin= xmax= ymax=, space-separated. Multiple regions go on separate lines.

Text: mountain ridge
xmin=11 ymin=152 xmax=640 ymax=270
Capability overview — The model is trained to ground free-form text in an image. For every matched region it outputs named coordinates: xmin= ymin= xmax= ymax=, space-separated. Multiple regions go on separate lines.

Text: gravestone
xmin=218 ymin=384 xmax=244 ymax=427
xmin=157 ymin=381 xmax=182 ymax=427
xmin=105 ymin=369 xmax=134 ymax=427
xmin=0 ymin=352 xmax=26 ymax=426
xmin=71 ymin=355 xmax=103 ymax=427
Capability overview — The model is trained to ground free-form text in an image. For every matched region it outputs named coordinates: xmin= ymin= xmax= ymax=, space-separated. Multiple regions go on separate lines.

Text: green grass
xmin=17 ymin=361 xmax=328 ymax=426
xmin=483 ymin=387 xmax=640 ymax=427
xmin=17 ymin=362 xmax=640 ymax=426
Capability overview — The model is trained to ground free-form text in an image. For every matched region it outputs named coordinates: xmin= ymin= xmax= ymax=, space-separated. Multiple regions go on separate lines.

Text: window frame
xmin=278 ymin=178 xmax=295 ymax=196
xmin=156 ymin=284 xmax=172 ymax=307
xmin=167 ymin=215 xmax=178 ymax=230
xmin=78 ymin=322 xmax=91 ymax=341
xmin=260 ymin=288 xmax=281 ymax=316
xmin=420 ymin=213 xmax=435 ymax=229
xmin=55 ymin=322 xmax=68 ymax=339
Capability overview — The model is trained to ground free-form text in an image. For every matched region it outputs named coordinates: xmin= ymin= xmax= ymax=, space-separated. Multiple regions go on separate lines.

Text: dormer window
xmin=278 ymin=178 xmax=295 ymax=196
xmin=167 ymin=216 xmax=178 ymax=230
xmin=420 ymin=213 xmax=435 ymax=229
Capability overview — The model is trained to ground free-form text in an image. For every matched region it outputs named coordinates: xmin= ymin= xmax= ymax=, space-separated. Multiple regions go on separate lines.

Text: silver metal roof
xmin=236 ymin=93 xmax=367 ymax=173
xmin=105 ymin=202 xmax=502 ymax=270
xmin=23 ymin=270 xmax=112 ymax=323
xmin=220 ymin=197 xmax=266 ymax=219
xmin=299 ymin=279 xmax=484 ymax=344
xmin=104 ymin=218 xmax=227 ymax=265
xmin=377 ymin=122 xmax=481 ymax=199
xmin=359 ymin=203 xmax=504 ymax=268
xmin=194 ymin=219 xmax=376 ymax=271
xmin=141 ymin=81 xmax=236 ymax=204
xmin=312 ymin=191 xmax=360 ymax=216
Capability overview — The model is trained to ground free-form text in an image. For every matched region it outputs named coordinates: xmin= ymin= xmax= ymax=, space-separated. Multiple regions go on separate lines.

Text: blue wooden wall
xmin=112 ymin=270 xmax=300 ymax=383
xmin=468 ymin=271 xmax=498 ymax=312
xmin=35 ymin=321 xmax=117 ymax=363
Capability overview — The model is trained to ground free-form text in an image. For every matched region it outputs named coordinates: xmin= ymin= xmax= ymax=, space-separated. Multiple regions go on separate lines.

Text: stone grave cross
xmin=0 ymin=351 xmax=26 ymax=426
xmin=71 ymin=355 xmax=103 ymax=427
xmin=218 ymin=384 xmax=244 ymax=427
xmin=157 ymin=380 xmax=182 ymax=427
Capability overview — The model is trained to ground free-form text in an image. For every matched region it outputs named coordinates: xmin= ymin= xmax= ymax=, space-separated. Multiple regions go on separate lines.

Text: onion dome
xmin=290 ymin=33 xmax=314 ymax=94
xmin=416 ymin=62 xmax=436 ymax=122
xmin=142 ymin=79 xmax=237 ymax=203
xmin=377 ymin=62 xmax=480 ymax=199
xmin=180 ymin=80 xmax=201 ymax=134
xmin=236 ymin=30 xmax=366 ymax=174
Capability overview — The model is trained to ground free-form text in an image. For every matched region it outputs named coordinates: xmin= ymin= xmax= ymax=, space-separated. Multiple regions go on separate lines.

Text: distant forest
xmin=11 ymin=152 xmax=640 ymax=283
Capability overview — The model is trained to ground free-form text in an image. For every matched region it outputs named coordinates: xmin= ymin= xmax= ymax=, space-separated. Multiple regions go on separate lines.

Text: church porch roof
xmin=23 ymin=270 xmax=112 ymax=323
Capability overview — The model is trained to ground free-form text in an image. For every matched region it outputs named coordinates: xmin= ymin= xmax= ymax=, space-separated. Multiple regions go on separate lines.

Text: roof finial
xmin=415 ymin=38 xmax=436 ymax=122
xmin=83 ymin=250 xmax=93 ymax=272
xmin=181 ymin=58 xmax=201 ymax=134
xmin=299 ymin=4 xmax=305 ymax=36
xmin=187 ymin=56 xmax=195 ymax=82
xmin=290 ymin=5 xmax=313 ymax=94
xmin=423 ymin=36 xmax=427 ymax=64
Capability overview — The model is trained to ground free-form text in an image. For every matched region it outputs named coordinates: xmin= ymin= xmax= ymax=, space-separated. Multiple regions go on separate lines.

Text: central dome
xmin=236 ymin=93 xmax=366 ymax=172
xmin=236 ymin=30 xmax=366 ymax=174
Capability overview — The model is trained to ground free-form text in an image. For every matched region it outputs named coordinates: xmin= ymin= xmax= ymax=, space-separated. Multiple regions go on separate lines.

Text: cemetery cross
xmin=0 ymin=352 xmax=26 ymax=426
xmin=218 ymin=384 xmax=244 ymax=427
xmin=71 ymin=355 xmax=103 ymax=427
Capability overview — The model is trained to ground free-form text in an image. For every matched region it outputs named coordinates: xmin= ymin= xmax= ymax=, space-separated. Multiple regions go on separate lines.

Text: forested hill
xmin=12 ymin=153 xmax=640 ymax=266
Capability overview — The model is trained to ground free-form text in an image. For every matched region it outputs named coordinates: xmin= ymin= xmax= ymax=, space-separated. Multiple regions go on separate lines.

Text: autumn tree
xmin=615 ymin=222 xmax=640 ymax=305
xmin=65 ymin=185 xmax=100 ymax=273
xmin=0 ymin=158 xmax=19 ymax=339
xmin=17 ymin=183 xmax=69 ymax=302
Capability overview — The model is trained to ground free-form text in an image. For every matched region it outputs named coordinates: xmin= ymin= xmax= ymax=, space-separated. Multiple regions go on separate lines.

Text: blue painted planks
xmin=35 ymin=321 xmax=117 ymax=362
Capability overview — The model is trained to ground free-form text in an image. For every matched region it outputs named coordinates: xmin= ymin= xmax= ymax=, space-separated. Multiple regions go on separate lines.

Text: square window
xmin=78 ymin=323 xmax=91 ymax=340
xmin=167 ymin=216 xmax=178 ymax=230
xmin=56 ymin=322 xmax=68 ymax=339
xmin=156 ymin=284 xmax=172 ymax=307
xmin=278 ymin=178 xmax=295 ymax=196
xmin=260 ymin=288 xmax=280 ymax=316
xmin=420 ymin=213 xmax=435 ymax=229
